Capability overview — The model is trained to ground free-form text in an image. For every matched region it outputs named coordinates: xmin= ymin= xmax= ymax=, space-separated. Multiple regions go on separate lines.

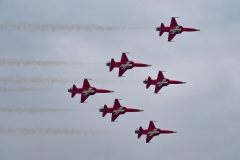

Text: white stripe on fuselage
xmin=82 ymin=88 xmax=94 ymax=95
xmin=170 ymin=26 xmax=181 ymax=34
xmin=148 ymin=129 xmax=159 ymax=136
xmin=157 ymin=79 xmax=168 ymax=86
xmin=120 ymin=61 xmax=132 ymax=69
xmin=113 ymin=107 xmax=125 ymax=115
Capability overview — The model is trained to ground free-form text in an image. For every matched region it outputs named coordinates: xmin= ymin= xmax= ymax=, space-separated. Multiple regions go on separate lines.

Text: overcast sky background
xmin=0 ymin=0 xmax=240 ymax=160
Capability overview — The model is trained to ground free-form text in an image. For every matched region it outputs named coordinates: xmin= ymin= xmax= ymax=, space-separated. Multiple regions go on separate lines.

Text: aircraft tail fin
xmin=159 ymin=23 xmax=165 ymax=36
xmin=102 ymin=105 xmax=108 ymax=117
xmin=71 ymin=85 xmax=77 ymax=98
xmin=146 ymin=76 xmax=152 ymax=89
xmin=109 ymin=58 xmax=115 ymax=72
xmin=138 ymin=126 xmax=143 ymax=138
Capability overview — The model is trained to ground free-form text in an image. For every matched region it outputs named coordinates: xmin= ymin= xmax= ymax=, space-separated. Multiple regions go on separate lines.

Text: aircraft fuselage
xmin=68 ymin=87 xmax=113 ymax=96
xmin=135 ymin=128 xmax=176 ymax=135
xmin=107 ymin=61 xmax=150 ymax=69
xmin=144 ymin=78 xmax=185 ymax=86
xmin=100 ymin=107 xmax=143 ymax=115
xmin=157 ymin=25 xmax=199 ymax=34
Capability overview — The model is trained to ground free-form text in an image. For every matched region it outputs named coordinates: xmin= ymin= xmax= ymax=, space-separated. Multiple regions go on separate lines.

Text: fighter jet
xmin=99 ymin=99 xmax=143 ymax=122
xmin=143 ymin=71 xmax=186 ymax=93
xmin=156 ymin=17 xmax=200 ymax=41
xmin=68 ymin=79 xmax=114 ymax=103
xmin=106 ymin=52 xmax=151 ymax=77
xmin=135 ymin=121 xmax=176 ymax=143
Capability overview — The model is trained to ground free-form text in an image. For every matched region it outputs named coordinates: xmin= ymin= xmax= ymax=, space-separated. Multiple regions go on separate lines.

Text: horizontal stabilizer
xmin=159 ymin=23 xmax=165 ymax=36
xmin=110 ymin=58 xmax=115 ymax=72
xmin=102 ymin=105 xmax=108 ymax=117
xmin=146 ymin=76 xmax=152 ymax=89
xmin=71 ymin=85 xmax=77 ymax=98
xmin=138 ymin=126 xmax=143 ymax=138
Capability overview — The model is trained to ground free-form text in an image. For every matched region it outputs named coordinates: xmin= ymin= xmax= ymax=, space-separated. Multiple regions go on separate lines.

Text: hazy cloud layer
xmin=0 ymin=1 xmax=240 ymax=160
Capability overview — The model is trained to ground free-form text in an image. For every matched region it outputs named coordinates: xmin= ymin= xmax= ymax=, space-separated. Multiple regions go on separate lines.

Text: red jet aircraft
xmin=156 ymin=17 xmax=200 ymax=41
xmin=143 ymin=71 xmax=186 ymax=93
xmin=135 ymin=121 xmax=176 ymax=143
xmin=68 ymin=79 xmax=114 ymax=103
xmin=99 ymin=99 xmax=143 ymax=122
xmin=106 ymin=52 xmax=151 ymax=77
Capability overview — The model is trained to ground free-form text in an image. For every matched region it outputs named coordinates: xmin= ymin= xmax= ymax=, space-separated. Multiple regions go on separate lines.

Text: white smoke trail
xmin=0 ymin=87 xmax=59 ymax=92
xmin=0 ymin=127 xmax=106 ymax=135
xmin=0 ymin=107 xmax=96 ymax=113
xmin=0 ymin=77 xmax=78 ymax=84
xmin=0 ymin=23 xmax=138 ymax=31
xmin=0 ymin=77 xmax=141 ymax=84
xmin=0 ymin=59 xmax=104 ymax=66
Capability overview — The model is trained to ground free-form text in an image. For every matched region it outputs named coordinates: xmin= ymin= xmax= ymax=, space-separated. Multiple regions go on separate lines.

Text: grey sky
xmin=0 ymin=0 xmax=240 ymax=160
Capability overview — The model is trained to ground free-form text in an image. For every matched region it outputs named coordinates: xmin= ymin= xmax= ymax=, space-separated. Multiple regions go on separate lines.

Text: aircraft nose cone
xmin=109 ymin=90 xmax=114 ymax=93
xmin=196 ymin=29 xmax=200 ymax=31
xmin=147 ymin=64 xmax=152 ymax=67
xmin=139 ymin=110 xmax=144 ymax=112
xmin=182 ymin=82 xmax=186 ymax=84
xmin=173 ymin=131 xmax=177 ymax=133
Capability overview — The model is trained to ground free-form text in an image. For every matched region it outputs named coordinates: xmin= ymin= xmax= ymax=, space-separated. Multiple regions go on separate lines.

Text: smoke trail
xmin=0 ymin=77 xmax=141 ymax=84
xmin=0 ymin=23 xmax=139 ymax=31
xmin=0 ymin=87 xmax=59 ymax=92
xmin=0 ymin=59 xmax=104 ymax=66
xmin=0 ymin=127 xmax=106 ymax=135
xmin=0 ymin=77 xmax=79 ymax=84
xmin=0 ymin=107 xmax=96 ymax=113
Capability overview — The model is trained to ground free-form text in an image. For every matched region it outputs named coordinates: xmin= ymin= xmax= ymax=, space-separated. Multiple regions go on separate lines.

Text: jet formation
xmin=106 ymin=52 xmax=151 ymax=77
xmin=99 ymin=99 xmax=143 ymax=122
xmin=156 ymin=17 xmax=200 ymax=41
xmin=143 ymin=71 xmax=186 ymax=93
xmin=68 ymin=79 xmax=114 ymax=103
xmin=68 ymin=17 xmax=199 ymax=143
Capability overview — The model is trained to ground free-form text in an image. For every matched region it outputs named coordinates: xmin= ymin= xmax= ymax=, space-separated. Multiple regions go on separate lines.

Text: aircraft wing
xmin=170 ymin=17 xmax=178 ymax=27
xmin=113 ymin=99 xmax=121 ymax=108
xmin=81 ymin=94 xmax=90 ymax=103
xmin=155 ymin=85 xmax=163 ymax=93
xmin=82 ymin=79 xmax=91 ymax=88
xmin=157 ymin=71 xmax=165 ymax=80
xmin=148 ymin=121 xmax=156 ymax=130
xmin=121 ymin=53 xmax=129 ymax=62
xmin=118 ymin=68 xmax=128 ymax=77
xmin=168 ymin=32 xmax=177 ymax=41
xmin=146 ymin=134 xmax=155 ymax=143
xmin=111 ymin=113 xmax=120 ymax=122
